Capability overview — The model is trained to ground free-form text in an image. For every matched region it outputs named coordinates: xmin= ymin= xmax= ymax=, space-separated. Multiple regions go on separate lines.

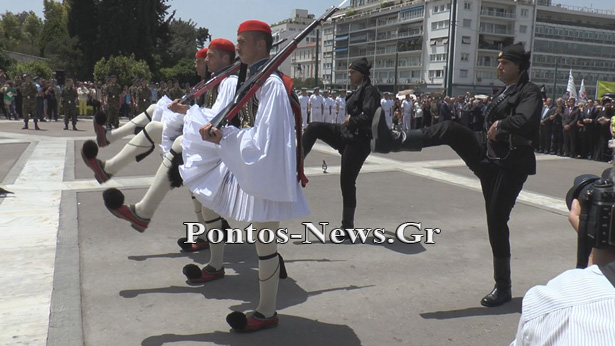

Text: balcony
xmin=479 ymin=26 xmax=514 ymax=36
xmin=479 ymin=9 xmax=515 ymax=20
xmin=478 ymin=36 xmax=514 ymax=51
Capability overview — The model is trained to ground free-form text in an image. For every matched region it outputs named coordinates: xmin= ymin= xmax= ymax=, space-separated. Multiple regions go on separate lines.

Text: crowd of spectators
xmin=0 ymin=69 xmax=193 ymax=123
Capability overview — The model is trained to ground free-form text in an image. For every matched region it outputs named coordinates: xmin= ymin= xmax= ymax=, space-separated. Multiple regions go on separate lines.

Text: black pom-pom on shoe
xmin=94 ymin=112 xmax=107 ymax=126
xmin=182 ymin=264 xmax=202 ymax=280
xmin=82 ymin=140 xmax=99 ymax=159
xmin=102 ymin=188 xmax=125 ymax=210
xmin=226 ymin=311 xmax=248 ymax=330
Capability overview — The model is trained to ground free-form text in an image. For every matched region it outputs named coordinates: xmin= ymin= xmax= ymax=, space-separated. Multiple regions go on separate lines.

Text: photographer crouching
xmin=511 ymin=174 xmax=615 ymax=345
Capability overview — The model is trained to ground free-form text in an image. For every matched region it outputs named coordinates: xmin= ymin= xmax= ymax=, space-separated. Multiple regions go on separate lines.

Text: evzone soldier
xmin=180 ymin=20 xmax=309 ymax=331
xmin=90 ymin=48 xmax=211 ymax=150
xmin=81 ymin=44 xmax=230 ymax=251
xmin=372 ymin=43 xmax=542 ymax=308
xmin=94 ymin=40 xmax=237 ymax=252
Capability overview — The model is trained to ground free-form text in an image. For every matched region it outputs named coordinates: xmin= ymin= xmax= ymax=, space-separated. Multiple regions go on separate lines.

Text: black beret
xmin=349 ymin=57 xmax=371 ymax=76
xmin=498 ymin=43 xmax=531 ymax=70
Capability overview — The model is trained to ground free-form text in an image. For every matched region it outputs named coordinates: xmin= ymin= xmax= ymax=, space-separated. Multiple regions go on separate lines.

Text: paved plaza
xmin=0 ymin=117 xmax=609 ymax=346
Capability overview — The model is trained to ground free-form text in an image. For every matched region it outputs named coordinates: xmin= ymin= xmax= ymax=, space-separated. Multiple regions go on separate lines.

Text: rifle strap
xmin=280 ymin=72 xmax=309 ymax=187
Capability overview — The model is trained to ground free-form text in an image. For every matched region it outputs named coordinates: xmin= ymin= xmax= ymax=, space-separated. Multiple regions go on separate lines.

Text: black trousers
xmin=421 ymin=121 xmax=528 ymax=258
xmin=551 ymin=124 xmax=563 ymax=154
xmin=302 ymin=122 xmax=371 ymax=210
xmin=539 ymin=123 xmax=552 ymax=153
xmin=562 ymin=126 xmax=577 ymax=157
xmin=47 ymin=100 xmax=58 ymax=120
xmin=578 ymin=126 xmax=594 ymax=159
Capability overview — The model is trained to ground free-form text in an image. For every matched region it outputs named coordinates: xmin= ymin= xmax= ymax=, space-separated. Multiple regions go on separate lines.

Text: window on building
xmin=431 ymin=20 xmax=449 ymax=30
xmin=521 ymin=9 xmax=528 ymax=17
xmin=461 ymin=53 xmax=470 ymax=62
xmin=460 ymin=69 xmax=468 ymax=78
xmin=463 ymin=19 xmax=471 ymax=28
xmin=462 ymin=36 xmax=471 ymax=44
xmin=520 ymin=25 xmax=527 ymax=34
xmin=464 ymin=2 xmax=471 ymax=10
xmin=429 ymin=70 xmax=443 ymax=78
xmin=429 ymin=53 xmax=447 ymax=62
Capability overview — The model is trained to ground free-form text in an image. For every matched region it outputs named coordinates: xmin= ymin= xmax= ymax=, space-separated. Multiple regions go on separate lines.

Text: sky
xmin=3 ymin=0 xmax=614 ymax=44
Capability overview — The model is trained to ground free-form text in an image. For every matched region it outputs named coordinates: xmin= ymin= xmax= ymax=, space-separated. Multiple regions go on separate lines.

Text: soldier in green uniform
xmin=137 ymin=79 xmax=151 ymax=116
xmin=61 ymin=78 xmax=78 ymax=130
xmin=105 ymin=75 xmax=122 ymax=129
xmin=129 ymin=79 xmax=139 ymax=117
xmin=101 ymin=76 xmax=110 ymax=118
xmin=20 ymin=74 xmax=40 ymax=130
xmin=167 ymin=80 xmax=183 ymax=100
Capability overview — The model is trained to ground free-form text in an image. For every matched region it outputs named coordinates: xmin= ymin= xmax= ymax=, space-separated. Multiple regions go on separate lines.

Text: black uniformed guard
xmin=373 ymin=43 xmax=542 ymax=307
xmin=302 ymin=57 xmax=380 ymax=231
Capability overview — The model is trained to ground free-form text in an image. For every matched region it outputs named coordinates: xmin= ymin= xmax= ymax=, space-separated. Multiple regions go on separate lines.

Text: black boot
xmin=481 ymin=257 xmax=512 ymax=307
xmin=22 ymin=121 xmax=28 ymax=130
xmin=335 ymin=207 xmax=355 ymax=241
xmin=341 ymin=207 xmax=355 ymax=229
xmin=371 ymin=106 xmax=424 ymax=153
xmin=34 ymin=120 xmax=41 ymax=130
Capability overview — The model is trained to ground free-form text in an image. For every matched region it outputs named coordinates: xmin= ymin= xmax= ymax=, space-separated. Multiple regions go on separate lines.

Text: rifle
xmin=209 ymin=0 xmax=347 ymax=130
xmin=178 ymin=38 xmax=289 ymax=106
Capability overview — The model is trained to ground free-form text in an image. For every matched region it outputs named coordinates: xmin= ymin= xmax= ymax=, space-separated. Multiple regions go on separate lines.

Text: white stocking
xmin=104 ymin=121 xmax=162 ymax=174
xmin=107 ymin=104 xmax=156 ymax=143
xmin=254 ymin=221 xmax=280 ymax=318
xmin=202 ymin=206 xmax=225 ymax=270
xmin=133 ymin=135 xmax=181 ymax=218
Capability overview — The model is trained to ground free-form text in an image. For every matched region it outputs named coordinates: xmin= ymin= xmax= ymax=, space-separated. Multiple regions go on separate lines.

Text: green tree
xmin=39 ymin=0 xmax=68 ymax=56
xmin=66 ymin=0 xmax=99 ymax=79
xmin=1 ymin=12 xmax=25 ymax=49
xmin=7 ymin=60 xmax=53 ymax=80
xmin=93 ymin=54 xmax=152 ymax=86
xmin=195 ymin=27 xmax=210 ymax=49
xmin=97 ymin=0 xmax=172 ymax=68
xmin=22 ymin=12 xmax=43 ymax=54
xmin=158 ymin=58 xmax=199 ymax=85
xmin=167 ymin=19 xmax=199 ymax=64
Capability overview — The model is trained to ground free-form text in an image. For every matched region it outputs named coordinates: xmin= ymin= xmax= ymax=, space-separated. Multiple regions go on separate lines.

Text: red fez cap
xmin=238 ymin=20 xmax=271 ymax=35
xmin=195 ymin=48 xmax=208 ymax=60
xmin=209 ymin=38 xmax=235 ymax=52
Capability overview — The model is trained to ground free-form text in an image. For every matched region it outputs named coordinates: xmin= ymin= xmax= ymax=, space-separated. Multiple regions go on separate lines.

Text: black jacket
xmin=485 ymin=70 xmax=542 ymax=174
xmin=346 ymin=77 xmax=381 ymax=139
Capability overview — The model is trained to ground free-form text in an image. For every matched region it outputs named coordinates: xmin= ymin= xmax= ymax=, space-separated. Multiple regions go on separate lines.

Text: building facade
xmin=532 ymin=1 xmax=615 ymax=100
xmin=313 ymin=0 xmax=615 ymax=97
xmin=270 ymin=9 xmax=319 ymax=77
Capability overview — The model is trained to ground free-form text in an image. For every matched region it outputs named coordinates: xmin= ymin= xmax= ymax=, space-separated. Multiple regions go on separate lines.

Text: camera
xmin=567 ymin=169 xmax=615 ymax=268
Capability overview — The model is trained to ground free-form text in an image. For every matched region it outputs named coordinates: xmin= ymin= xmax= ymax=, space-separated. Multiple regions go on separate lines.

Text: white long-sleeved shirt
xmin=511 ymin=265 xmax=615 ymax=346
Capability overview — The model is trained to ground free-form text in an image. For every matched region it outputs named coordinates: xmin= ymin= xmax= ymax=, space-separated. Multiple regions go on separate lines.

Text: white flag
xmin=567 ymin=69 xmax=578 ymax=100
xmin=578 ymin=78 xmax=587 ymax=102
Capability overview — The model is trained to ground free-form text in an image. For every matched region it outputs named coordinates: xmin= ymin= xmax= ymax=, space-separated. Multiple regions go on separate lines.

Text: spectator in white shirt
xmin=309 ymin=87 xmax=324 ymax=123
xmin=298 ymin=88 xmax=309 ymax=128
xmin=511 ymin=198 xmax=615 ymax=346
xmin=336 ymin=90 xmax=347 ymax=124
xmin=323 ymin=90 xmax=336 ymax=123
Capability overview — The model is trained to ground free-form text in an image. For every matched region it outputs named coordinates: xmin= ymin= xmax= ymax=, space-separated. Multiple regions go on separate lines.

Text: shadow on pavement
xmin=119 ymin=263 xmax=373 ymax=312
xmin=141 ymin=314 xmax=362 ymax=346
xmin=420 ymin=297 xmax=522 ymax=319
